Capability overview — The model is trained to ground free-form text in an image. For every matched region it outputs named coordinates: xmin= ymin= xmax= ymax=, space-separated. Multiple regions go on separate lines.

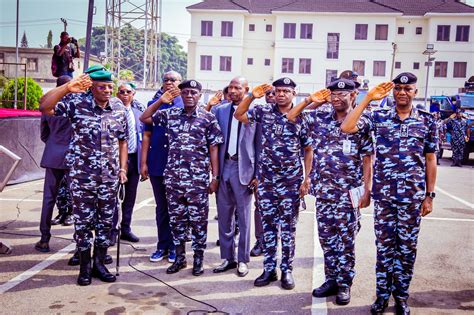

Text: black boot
xmin=77 ymin=248 xmax=92 ymax=286
xmin=254 ymin=269 xmax=278 ymax=287
xmin=370 ymin=297 xmax=389 ymax=314
xmin=68 ymin=250 xmax=80 ymax=266
xmin=166 ymin=244 xmax=187 ymax=274
xmin=336 ymin=286 xmax=351 ymax=305
xmin=104 ymin=254 xmax=113 ymax=265
xmin=395 ymin=299 xmax=410 ymax=315
xmin=91 ymin=246 xmax=116 ymax=282
xmin=192 ymin=250 xmax=204 ymax=276
xmin=281 ymin=270 xmax=295 ymax=290
xmin=312 ymin=280 xmax=338 ymax=297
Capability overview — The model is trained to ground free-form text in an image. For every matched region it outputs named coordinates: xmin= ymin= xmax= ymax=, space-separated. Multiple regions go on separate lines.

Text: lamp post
xmin=423 ymin=43 xmax=437 ymax=108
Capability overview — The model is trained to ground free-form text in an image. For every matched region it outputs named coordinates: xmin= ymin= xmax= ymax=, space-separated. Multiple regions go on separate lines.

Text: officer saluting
xmin=39 ymin=70 xmax=129 ymax=286
xmin=234 ymin=77 xmax=313 ymax=290
xmin=140 ymin=79 xmax=223 ymax=276
xmin=341 ymin=73 xmax=438 ymax=315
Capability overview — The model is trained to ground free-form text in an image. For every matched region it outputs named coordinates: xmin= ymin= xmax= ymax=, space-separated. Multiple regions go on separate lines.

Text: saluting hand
xmin=208 ymin=90 xmax=223 ymax=107
xmin=309 ymin=88 xmax=331 ymax=104
xmin=367 ymin=82 xmax=394 ymax=100
xmin=252 ymin=84 xmax=273 ymax=98
xmin=67 ymin=74 xmax=92 ymax=93
xmin=299 ymin=178 xmax=311 ymax=198
xmin=421 ymin=197 xmax=433 ymax=217
xmin=161 ymin=87 xmax=181 ymax=103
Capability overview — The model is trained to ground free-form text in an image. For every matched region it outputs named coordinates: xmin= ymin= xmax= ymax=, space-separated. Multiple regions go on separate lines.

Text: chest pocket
xmin=102 ymin=113 xmax=123 ymax=144
xmin=407 ymin=125 xmax=426 ymax=152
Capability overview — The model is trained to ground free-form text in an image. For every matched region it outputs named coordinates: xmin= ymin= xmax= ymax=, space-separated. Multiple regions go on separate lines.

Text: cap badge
xmin=337 ymin=82 xmax=345 ymax=89
xmin=400 ymin=76 xmax=408 ymax=83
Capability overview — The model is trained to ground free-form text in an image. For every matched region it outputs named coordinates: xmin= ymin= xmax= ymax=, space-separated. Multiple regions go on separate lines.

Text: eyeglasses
xmin=163 ymin=78 xmax=178 ymax=83
xmin=118 ymin=90 xmax=133 ymax=95
xmin=265 ymin=91 xmax=276 ymax=96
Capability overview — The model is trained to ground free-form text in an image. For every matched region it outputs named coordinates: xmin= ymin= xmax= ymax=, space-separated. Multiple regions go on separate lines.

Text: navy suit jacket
xmin=40 ymin=114 xmax=72 ymax=169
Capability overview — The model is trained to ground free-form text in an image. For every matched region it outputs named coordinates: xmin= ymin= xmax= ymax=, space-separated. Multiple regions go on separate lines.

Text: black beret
xmin=327 ymin=79 xmax=356 ymax=91
xmin=393 ymin=72 xmax=417 ymax=84
xmin=272 ymin=77 xmax=296 ymax=88
xmin=178 ymin=79 xmax=202 ymax=91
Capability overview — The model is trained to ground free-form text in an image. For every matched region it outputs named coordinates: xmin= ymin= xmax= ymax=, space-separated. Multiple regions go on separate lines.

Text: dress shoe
xmin=281 ymin=270 xmax=295 ymax=290
xmin=77 ymin=248 xmax=92 ymax=286
xmin=62 ymin=214 xmax=74 ymax=226
xmin=166 ymin=244 xmax=186 ymax=274
xmin=51 ymin=214 xmax=63 ymax=225
xmin=237 ymin=262 xmax=249 ymax=277
xmin=254 ymin=270 xmax=278 ymax=287
xmin=370 ymin=297 xmax=389 ymax=314
xmin=336 ymin=286 xmax=351 ymax=305
xmin=120 ymin=231 xmax=140 ymax=243
xmin=312 ymin=280 xmax=338 ymax=297
xmin=91 ymin=246 xmax=116 ymax=282
xmin=395 ymin=299 xmax=410 ymax=315
xmin=34 ymin=241 xmax=50 ymax=253
xmin=192 ymin=250 xmax=204 ymax=276
xmin=250 ymin=241 xmax=263 ymax=257
xmin=213 ymin=259 xmax=237 ymax=273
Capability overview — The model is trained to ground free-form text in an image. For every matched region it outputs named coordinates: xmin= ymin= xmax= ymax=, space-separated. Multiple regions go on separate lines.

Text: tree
xmin=1 ymin=77 xmax=43 ymax=110
xmin=47 ymin=30 xmax=53 ymax=49
xmin=21 ymin=31 xmax=28 ymax=48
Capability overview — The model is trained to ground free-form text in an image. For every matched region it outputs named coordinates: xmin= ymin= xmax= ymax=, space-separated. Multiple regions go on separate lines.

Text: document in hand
xmin=349 ymin=185 xmax=365 ymax=209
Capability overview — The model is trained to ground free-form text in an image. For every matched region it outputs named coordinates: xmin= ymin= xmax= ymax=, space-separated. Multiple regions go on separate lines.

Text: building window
xmin=249 ymin=24 xmax=255 ymax=32
xmin=375 ymin=24 xmax=388 ymax=40
xmin=299 ymin=58 xmax=311 ymax=74
xmin=416 ymin=27 xmax=423 ymax=35
xmin=326 ymin=69 xmax=338 ymax=86
xmin=327 ymin=33 xmax=340 ymax=59
xmin=395 ymin=61 xmax=401 ymax=69
xmin=300 ymin=23 xmax=313 ymax=39
xmin=247 ymin=58 xmax=253 ymax=65
xmin=283 ymin=23 xmax=296 ymax=39
xmin=282 ymin=58 xmax=294 ymax=73
xmin=200 ymin=55 xmax=212 ymax=71
xmin=437 ymin=25 xmax=450 ymax=41
xmin=201 ymin=21 xmax=213 ymax=36
xmin=453 ymin=62 xmax=467 ymax=78
xmin=398 ymin=27 xmax=404 ymax=35
xmin=355 ymin=24 xmax=368 ymax=40
xmin=352 ymin=60 xmax=365 ymax=76
xmin=373 ymin=61 xmax=386 ymax=76
xmin=220 ymin=56 xmax=232 ymax=72
xmin=264 ymin=59 xmax=271 ymax=66
xmin=221 ymin=21 xmax=233 ymax=37
xmin=434 ymin=61 xmax=448 ymax=77
xmin=266 ymin=24 xmax=272 ymax=32
xmin=413 ymin=62 xmax=420 ymax=70
xmin=456 ymin=25 xmax=470 ymax=42
xmin=20 ymin=57 xmax=38 ymax=72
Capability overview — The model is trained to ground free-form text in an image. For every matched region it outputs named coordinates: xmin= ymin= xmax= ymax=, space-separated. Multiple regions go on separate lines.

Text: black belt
xmin=225 ymin=153 xmax=238 ymax=161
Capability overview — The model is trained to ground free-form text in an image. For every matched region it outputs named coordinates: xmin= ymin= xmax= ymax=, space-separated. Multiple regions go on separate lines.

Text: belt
xmin=225 ymin=153 xmax=238 ymax=161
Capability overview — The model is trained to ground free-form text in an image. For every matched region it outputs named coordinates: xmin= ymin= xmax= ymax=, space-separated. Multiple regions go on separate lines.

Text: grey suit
xmin=212 ymin=103 xmax=259 ymax=263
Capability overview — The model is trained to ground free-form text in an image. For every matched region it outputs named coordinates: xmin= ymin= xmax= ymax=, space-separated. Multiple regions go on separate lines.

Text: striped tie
xmin=125 ymin=107 xmax=137 ymax=153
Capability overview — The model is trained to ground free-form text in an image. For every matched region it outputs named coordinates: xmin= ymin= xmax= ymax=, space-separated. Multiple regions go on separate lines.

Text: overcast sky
xmin=0 ymin=0 xmax=197 ymax=50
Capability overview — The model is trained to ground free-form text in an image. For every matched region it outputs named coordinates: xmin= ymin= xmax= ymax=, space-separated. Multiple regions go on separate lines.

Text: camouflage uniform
xmin=445 ymin=117 xmax=468 ymax=164
xmin=152 ymin=106 xmax=223 ymax=251
xmin=305 ymin=108 xmax=373 ymax=288
xmin=56 ymin=96 xmax=128 ymax=251
xmin=248 ymin=103 xmax=312 ymax=272
xmin=357 ymin=106 xmax=437 ymax=301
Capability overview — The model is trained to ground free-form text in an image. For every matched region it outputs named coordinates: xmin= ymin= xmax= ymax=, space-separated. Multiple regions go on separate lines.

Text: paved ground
xmin=0 ymin=155 xmax=473 ymax=314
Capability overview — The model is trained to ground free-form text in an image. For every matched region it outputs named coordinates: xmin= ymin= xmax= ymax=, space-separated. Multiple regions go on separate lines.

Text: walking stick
xmin=116 ymin=183 xmax=125 ymax=276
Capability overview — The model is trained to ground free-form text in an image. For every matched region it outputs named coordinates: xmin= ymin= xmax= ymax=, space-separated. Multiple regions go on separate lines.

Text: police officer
xmin=140 ymin=79 xmax=223 ymax=276
xmin=141 ymin=71 xmax=184 ymax=263
xmin=444 ymin=109 xmax=469 ymax=167
xmin=39 ymin=70 xmax=129 ymax=286
xmin=341 ymin=73 xmax=438 ymax=314
xmin=234 ymin=77 xmax=313 ymax=290
xmin=288 ymin=79 xmax=373 ymax=305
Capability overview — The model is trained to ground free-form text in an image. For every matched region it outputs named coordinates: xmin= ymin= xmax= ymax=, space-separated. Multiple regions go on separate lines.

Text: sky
xmin=0 ymin=0 xmax=198 ymax=51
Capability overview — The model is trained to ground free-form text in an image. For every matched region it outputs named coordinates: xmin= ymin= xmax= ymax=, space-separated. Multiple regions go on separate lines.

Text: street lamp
xmin=423 ymin=43 xmax=437 ymax=108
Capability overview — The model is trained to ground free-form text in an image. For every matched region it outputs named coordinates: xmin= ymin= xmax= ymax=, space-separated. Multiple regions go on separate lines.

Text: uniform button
xmin=164 ymin=145 xmax=168 ymax=148
xmin=165 ymin=133 xmax=168 ymax=136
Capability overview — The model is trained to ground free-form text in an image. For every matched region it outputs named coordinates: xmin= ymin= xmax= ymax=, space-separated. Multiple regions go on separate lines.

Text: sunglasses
xmin=163 ymin=78 xmax=178 ymax=83
xmin=118 ymin=90 xmax=133 ymax=95
xmin=265 ymin=91 xmax=276 ymax=96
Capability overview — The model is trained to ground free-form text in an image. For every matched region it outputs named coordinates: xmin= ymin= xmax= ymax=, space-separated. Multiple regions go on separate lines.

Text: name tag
xmin=275 ymin=124 xmax=284 ymax=135
xmin=375 ymin=122 xmax=391 ymax=128
xmin=400 ymin=124 xmax=408 ymax=138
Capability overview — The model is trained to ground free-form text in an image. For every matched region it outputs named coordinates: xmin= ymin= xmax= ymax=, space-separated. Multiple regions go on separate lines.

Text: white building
xmin=186 ymin=0 xmax=474 ymax=98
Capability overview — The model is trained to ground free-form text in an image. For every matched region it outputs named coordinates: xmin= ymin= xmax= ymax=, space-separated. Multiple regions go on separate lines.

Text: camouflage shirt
xmin=55 ymin=95 xmax=128 ymax=183
xmin=248 ymin=103 xmax=312 ymax=181
xmin=446 ymin=117 xmax=468 ymax=141
xmin=152 ymin=106 xmax=224 ymax=189
xmin=305 ymin=109 xmax=374 ymax=200
xmin=357 ymin=106 xmax=437 ymax=202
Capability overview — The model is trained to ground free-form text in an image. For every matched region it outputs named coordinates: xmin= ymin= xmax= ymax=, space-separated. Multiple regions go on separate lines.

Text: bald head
xmin=228 ymin=76 xmax=249 ymax=105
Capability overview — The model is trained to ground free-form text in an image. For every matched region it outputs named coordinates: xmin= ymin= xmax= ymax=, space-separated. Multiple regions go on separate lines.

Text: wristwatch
xmin=212 ymin=175 xmax=220 ymax=181
xmin=425 ymin=192 xmax=436 ymax=198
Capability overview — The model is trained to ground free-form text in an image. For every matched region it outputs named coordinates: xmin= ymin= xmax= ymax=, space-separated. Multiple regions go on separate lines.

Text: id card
xmin=400 ymin=124 xmax=408 ymax=138
xmin=342 ymin=140 xmax=352 ymax=155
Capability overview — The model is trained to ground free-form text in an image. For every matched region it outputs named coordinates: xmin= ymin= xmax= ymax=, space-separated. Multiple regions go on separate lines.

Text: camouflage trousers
xmin=316 ymin=196 xmax=361 ymax=287
xmin=56 ymin=175 xmax=72 ymax=216
xmin=451 ymin=137 xmax=465 ymax=164
xmin=258 ymin=177 xmax=300 ymax=272
xmin=166 ymin=185 xmax=209 ymax=252
xmin=70 ymin=177 xmax=118 ymax=251
xmin=374 ymin=199 xmax=422 ymax=302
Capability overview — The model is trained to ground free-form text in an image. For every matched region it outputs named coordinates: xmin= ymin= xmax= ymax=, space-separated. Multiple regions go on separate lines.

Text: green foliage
xmin=47 ymin=30 xmax=53 ymax=49
xmin=118 ymin=69 xmax=134 ymax=81
xmin=79 ymin=24 xmax=187 ymax=81
xmin=0 ymin=77 xmax=43 ymax=110
xmin=0 ymin=75 xmax=8 ymax=89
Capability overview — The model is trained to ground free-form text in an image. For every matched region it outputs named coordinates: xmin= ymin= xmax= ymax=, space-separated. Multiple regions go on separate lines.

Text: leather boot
xmin=192 ymin=250 xmax=204 ymax=276
xmin=166 ymin=243 xmax=187 ymax=274
xmin=68 ymin=250 xmax=80 ymax=266
xmin=91 ymin=246 xmax=116 ymax=282
xmin=395 ymin=299 xmax=410 ymax=315
xmin=254 ymin=269 xmax=278 ymax=287
xmin=312 ymin=280 xmax=338 ymax=297
xmin=370 ymin=297 xmax=389 ymax=314
xmin=77 ymin=248 xmax=92 ymax=286
xmin=281 ymin=270 xmax=295 ymax=290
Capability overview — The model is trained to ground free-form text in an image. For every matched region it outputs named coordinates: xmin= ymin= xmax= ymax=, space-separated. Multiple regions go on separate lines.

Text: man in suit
xmin=35 ymin=75 xmax=74 ymax=252
xmin=111 ymin=83 xmax=145 ymax=243
xmin=212 ymin=77 xmax=259 ymax=277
